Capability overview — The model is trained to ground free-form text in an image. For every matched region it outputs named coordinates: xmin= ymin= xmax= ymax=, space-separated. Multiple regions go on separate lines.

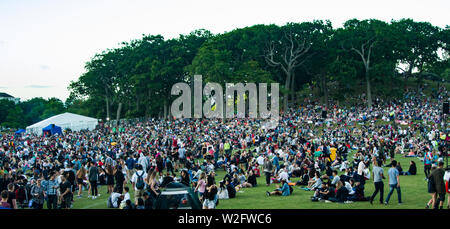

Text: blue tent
xmin=42 ymin=124 xmax=63 ymax=136
xmin=15 ymin=129 xmax=26 ymax=135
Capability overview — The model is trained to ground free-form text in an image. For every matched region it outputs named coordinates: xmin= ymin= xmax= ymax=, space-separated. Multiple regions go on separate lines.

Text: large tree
xmin=337 ymin=19 xmax=393 ymax=108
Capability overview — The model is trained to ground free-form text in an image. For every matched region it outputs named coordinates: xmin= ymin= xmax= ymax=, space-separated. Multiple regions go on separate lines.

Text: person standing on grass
xmin=88 ymin=161 xmax=99 ymax=199
xmin=424 ymin=149 xmax=433 ymax=180
xmin=31 ymin=179 xmax=45 ymax=209
xmin=426 ymin=166 xmax=437 ymax=209
xmin=76 ymin=164 xmax=86 ymax=198
xmin=263 ymin=155 xmax=273 ymax=186
xmin=444 ymin=169 xmax=450 ymax=209
xmin=114 ymin=165 xmax=126 ymax=194
xmin=105 ymin=164 xmax=115 ymax=194
xmin=131 ymin=164 xmax=147 ymax=204
xmin=385 ymin=160 xmax=402 ymax=205
xmin=370 ymin=159 xmax=385 ymax=205
xmin=430 ymin=161 xmax=446 ymax=209
xmin=45 ymin=172 xmax=59 ymax=209
xmin=125 ymin=155 xmax=136 ymax=183
xmin=7 ymin=183 xmax=17 ymax=209
xmin=194 ymin=172 xmax=207 ymax=201
xmin=59 ymin=175 xmax=73 ymax=209
xmin=272 ymin=153 xmax=280 ymax=175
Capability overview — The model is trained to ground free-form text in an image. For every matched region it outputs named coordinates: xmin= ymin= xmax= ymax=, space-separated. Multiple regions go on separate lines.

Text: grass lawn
xmin=64 ymin=151 xmax=435 ymax=209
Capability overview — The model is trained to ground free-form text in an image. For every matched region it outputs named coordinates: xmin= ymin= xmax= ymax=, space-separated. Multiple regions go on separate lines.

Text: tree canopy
xmin=2 ymin=18 xmax=448 ymax=129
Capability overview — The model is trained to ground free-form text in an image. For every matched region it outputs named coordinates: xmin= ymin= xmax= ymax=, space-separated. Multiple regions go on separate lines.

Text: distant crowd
xmin=0 ymin=86 xmax=449 ymax=209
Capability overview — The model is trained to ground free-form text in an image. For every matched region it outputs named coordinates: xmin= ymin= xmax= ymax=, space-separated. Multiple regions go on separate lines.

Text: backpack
xmin=136 ymin=172 xmax=145 ymax=190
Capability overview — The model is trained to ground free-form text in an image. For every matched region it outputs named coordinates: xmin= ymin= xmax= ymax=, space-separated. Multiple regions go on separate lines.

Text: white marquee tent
xmin=26 ymin=112 xmax=99 ymax=135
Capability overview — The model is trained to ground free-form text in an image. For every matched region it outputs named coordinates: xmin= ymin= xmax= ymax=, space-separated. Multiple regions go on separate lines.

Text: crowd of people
xmin=0 ymin=86 xmax=449 ymax=209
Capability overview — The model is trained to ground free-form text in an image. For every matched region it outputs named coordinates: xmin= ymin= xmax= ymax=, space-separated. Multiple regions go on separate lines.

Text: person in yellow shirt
xmin=330 ymin=146 xmax=337 ymax=162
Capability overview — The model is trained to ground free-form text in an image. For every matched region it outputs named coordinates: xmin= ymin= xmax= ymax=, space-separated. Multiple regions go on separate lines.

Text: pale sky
xmin=0 ymin=0 xmax=448 ymax=102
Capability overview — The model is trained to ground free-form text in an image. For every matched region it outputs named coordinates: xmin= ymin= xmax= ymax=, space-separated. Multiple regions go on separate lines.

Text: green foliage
xmin=64 ymin=19 xmax=448 ymax=119
xmin=0 ymin=97 xmax=66 ymax=129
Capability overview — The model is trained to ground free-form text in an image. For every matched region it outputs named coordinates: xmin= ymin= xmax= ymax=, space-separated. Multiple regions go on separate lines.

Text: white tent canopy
xmin=26 ymin=112 xmax=99 ymax=135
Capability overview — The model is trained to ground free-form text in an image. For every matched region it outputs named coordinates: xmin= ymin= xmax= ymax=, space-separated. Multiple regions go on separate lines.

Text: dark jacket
xmin=408 ymin=163 xmax=417 ymax=175
xmin=247 ymin=174 xmax=257 ymax=187
xmin=226 ymin=184 xmax=236 ymax=198
xmin=431 ymin=168 xmax=445 ymax=194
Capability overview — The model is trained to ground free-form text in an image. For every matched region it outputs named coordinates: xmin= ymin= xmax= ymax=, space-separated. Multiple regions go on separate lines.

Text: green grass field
xmin=63 ymin=152 xmax=439 ymax=209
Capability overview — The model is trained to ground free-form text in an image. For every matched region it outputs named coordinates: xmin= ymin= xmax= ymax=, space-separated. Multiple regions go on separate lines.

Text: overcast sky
xmin=0 ymin=0 xmax=448 ymax=102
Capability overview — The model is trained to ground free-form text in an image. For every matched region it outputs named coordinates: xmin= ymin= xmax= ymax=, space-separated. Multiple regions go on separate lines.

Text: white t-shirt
xmin=357 ymin=161 xmax=365 ymax=175
xmin=131 ymin=170 xmax=148 ymax=191
xmin=218 ymin=188 xmax=229 ymax=199
xmin=279 ymin=171 xmax=289 ymax=182
xmin=444 ymin=171 xmax=450 ymax=184
xmin=123 ymin=192 xmax=131 ymax=202
xmin=111 ymin=192 xmax=122 ymax=208
xmin=256 ymin=156 xmax=264 ymax=166
xmin=345 ymin=182 xmax=355 ymax=195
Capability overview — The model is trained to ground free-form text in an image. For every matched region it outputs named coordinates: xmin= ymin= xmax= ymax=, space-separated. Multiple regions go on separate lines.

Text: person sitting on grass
xmin=231 ymin=174 xmax=240 ymax=190
xmin=400 ymin=161 xmax=416 ymax=175
xmin=312 ymin=182 xmax=334 ymax=201
xmin=291 ymin=163 xmax=302 ymax=178
xmin=119 ymin=186 xmax=131 ymax=209
xmin=218 ymin=181 xmax=229 ymax=200
xmin=328 ymin=181 xmax=349 ymax=203
xmin=296 ymin=165 xmax=310 ymax=186
xmin=303 ymin=171 xmax=322 ymax=191
xmin=202 ymin=183 xmax=218 ymax=209
xmin=322 ymin=170 xmax=340 ymax=188
xmin=272 ymin=168 xmax=290 ymax=184
xmin=348 ymin=181 xmax=369 ymax=202
xmin=225 ymin=179 xmax=236 ymax=199
xmin=108 ymin=187 xmax=123 ymax=208
xmin=344 ymin=178 xmax=356 ymax=198
xmin=237 ymin=171 xmax=257 ymax=190
xmin=340 ymin=167 xmax=355 ymax=183
xmin=246 ymin=170 xmax=257 ymax=187
xmin=266 ymin=179 xmax=290 ymax=196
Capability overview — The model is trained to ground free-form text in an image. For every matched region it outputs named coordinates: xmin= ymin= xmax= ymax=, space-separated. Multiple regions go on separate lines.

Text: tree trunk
xmin=290 ymin=71 xmax=296 ymax=107
xmin=168 ymin=103 xmax=172 ymax=120
xmin=323 ymin=74 xmax=329 ymax=108
xmin=105 ymin=96 xmax=110 ymax=121
xmin=163 ymin=100 xmax=168 ymax=120
xmin=284 ymin=71 xmax=292 ymax=112
xmin=365 ymin=68 xmax=372 ymax=109
xmin=116 ymin=102 xmax=123 ymax=122
xmin=136 ymin=96 xmax=140 ymax=114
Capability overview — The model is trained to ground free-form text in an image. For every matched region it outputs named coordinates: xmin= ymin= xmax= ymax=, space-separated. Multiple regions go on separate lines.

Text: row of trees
xmin=62 ymin=18 xmax=448 ymax=121
xmin=0 ymin=98 xmax=66 ymax=129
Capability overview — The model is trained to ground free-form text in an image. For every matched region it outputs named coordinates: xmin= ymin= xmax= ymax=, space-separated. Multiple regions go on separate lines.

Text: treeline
xmin=67 ymin=19 xmax=450 ymax=120
xmin=0 ymin=98 xmax=66 ymax=129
